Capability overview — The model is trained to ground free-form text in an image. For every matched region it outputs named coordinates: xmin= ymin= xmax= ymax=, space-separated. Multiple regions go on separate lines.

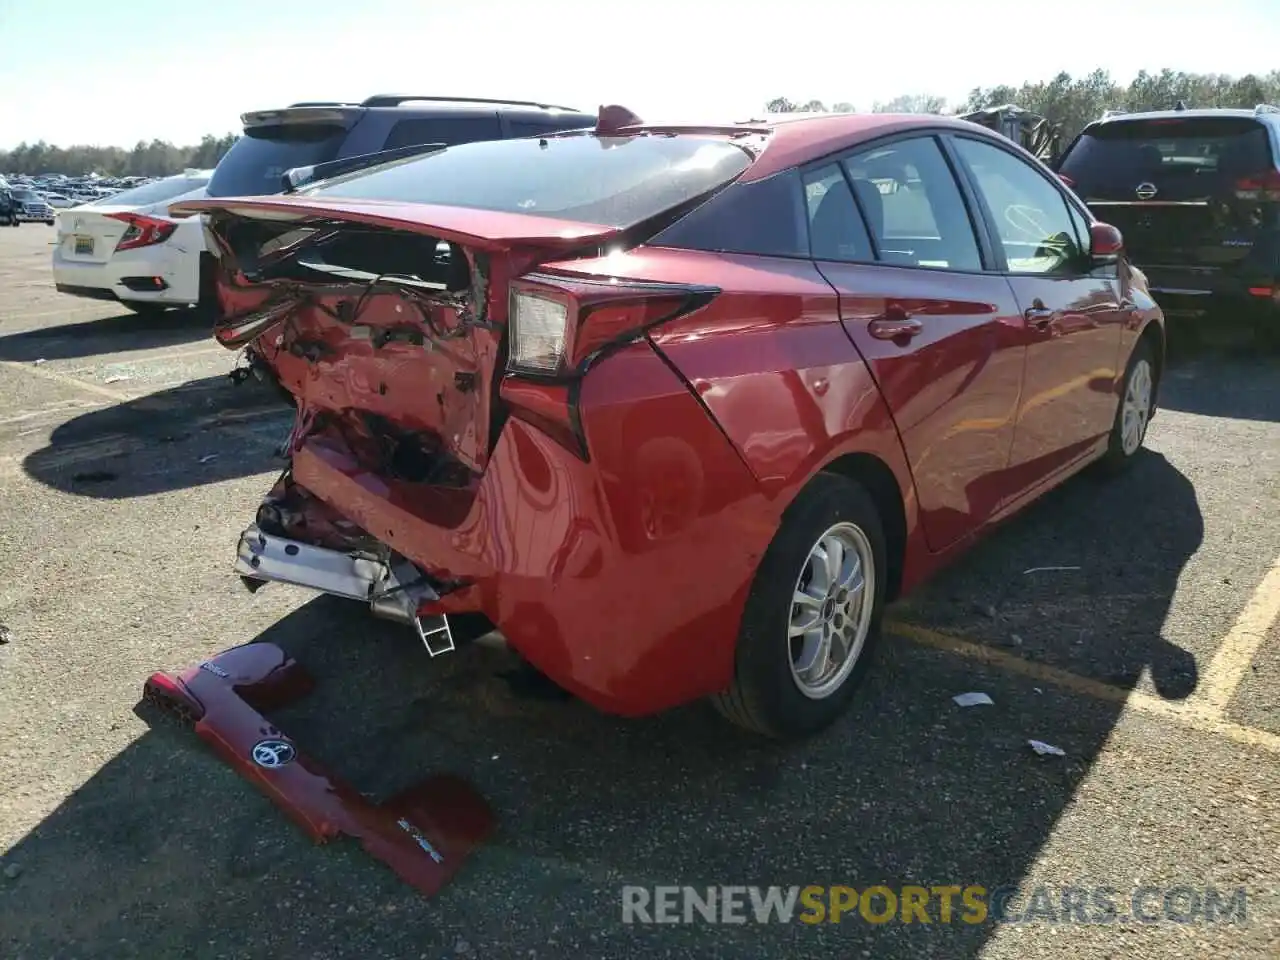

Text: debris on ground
xmin=0 ymin=623 xmax=11 ymax=645
xmin=32 ymin=358 xmax=46 ymax=365
xmin=103 ymin=375 xmax=131 ymax=384
xmin=952 ymin=692 xmax=994 ymax=708
xmin=1010 ymin=634 xmax=1024 ymax=646
xmin=198 ymin=454 xmax=218 ymax=464
xmin=1028 ymin=740 xmax=1066 ymax=757
xmin=454 ymin=937 xmax=474 ymax=955
xmin=3 ymin=862 xmax=21 ymax=880
xmin=973 ymin=602 xmax=998 ymax=618
xmin=1022 ymin=565 xmax=1081 ymax=575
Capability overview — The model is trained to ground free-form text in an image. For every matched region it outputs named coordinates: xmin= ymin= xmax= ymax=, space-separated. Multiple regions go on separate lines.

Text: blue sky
xmin=1 ymin=0 xmax=1278 ymax=148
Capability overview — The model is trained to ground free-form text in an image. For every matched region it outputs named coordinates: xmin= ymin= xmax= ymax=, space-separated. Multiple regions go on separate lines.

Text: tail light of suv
xmin=1234 ymin=170 xmax=1280 ymax=202
xmin=107 ymin=212 xmax=178 ymax=252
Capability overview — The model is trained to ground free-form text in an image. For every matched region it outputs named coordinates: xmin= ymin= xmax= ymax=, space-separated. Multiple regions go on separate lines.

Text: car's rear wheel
xmin=712 ymin=472 xmax=887 ymax=739
xmin=1101 ymin=337 xmax=1156 ymax=473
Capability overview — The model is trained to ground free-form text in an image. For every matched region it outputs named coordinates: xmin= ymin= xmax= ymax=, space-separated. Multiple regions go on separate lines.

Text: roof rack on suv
xmin=289 ymin=101 xmax=359 ymax=107
xmin=360 ymin=94 xmax=581 ymax=111
xmin=1100 ymin=109 xmax=1128 ymax=119
xmin=1256 ymin=103 xmax=1280 ymax=116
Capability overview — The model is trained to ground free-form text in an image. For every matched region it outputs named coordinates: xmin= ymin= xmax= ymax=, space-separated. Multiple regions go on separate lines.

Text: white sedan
xmin=52 ymin=171 xmax=214 ymax=315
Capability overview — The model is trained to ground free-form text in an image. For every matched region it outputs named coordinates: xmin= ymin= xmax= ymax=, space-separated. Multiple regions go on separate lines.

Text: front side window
xmin=952 ymin=137 xmax=1085 ymax=275
xmin=842 ymin=137 xmax=983 ymax=271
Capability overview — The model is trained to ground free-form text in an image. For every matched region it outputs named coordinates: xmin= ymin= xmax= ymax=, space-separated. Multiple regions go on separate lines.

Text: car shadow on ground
xmin=0 ymin=307 xmax=211 ymax=362
xmin=23 ymin=374 xmax=291 ymax=498
xmin=1158 ymin=352 xmax=1280 ymax=422
xmin=0 ymin=452 xmax=1202 ymax=959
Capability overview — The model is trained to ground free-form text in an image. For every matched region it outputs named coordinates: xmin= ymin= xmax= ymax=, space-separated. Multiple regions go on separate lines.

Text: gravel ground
xmin=1 ymin=224 xmax=1278 ymax=959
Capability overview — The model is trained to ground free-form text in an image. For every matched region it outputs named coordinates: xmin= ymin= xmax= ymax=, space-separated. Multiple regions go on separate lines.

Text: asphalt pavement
xmin=1 ymin=224 xmax=1277 ymax=959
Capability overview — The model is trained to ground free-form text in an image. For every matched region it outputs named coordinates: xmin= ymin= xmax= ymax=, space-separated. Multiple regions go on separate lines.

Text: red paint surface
xmin=143 ymin=644 xmax=493 ymax=897
xmin=193 ymin=113 xmax=1164 ymax=719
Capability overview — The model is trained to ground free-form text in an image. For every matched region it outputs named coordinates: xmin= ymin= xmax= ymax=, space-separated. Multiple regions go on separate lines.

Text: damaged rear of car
xmin=174 ymin=127 xmax=773 ymax=714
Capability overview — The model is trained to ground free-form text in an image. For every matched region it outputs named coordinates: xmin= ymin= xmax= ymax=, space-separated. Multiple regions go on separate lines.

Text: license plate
xmin=74 ymin=236 xmax=94 ymax=255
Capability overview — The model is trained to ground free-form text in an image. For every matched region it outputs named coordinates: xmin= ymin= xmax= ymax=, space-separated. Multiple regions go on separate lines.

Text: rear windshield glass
xmin=1059 ymin=118 xmax=1274 ymax=192
xmin=303 ymin=134 xmax=754 ymax=228
xmin=105 ymin=175 xmax=209 ymax=207
xmin=207 ymin=124 xmax=347 ymax=198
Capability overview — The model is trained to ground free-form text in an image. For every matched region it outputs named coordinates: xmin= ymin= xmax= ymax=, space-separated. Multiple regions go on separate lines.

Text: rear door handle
xmin=1024 ymin=306 xmax=1056 ymax=329
xmin=868 ymin=316 xmax=923 ymax=340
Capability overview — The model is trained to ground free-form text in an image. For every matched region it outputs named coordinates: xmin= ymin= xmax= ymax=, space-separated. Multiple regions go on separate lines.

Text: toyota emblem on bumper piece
xmin=251 ymin=738 xmax=296 ymax=768
xmin=1135 ymin=182 xmax=1158 ymax=200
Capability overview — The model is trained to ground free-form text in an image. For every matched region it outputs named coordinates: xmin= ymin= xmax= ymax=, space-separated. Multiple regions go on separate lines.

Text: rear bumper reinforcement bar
xmin=233 ymin=523 xmax=455 ymax=656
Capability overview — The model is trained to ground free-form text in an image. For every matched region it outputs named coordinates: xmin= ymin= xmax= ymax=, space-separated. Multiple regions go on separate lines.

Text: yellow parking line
xmin=888 ymin=621 xmax=1280 ymax=755
xmin=1194 ymin=554 xmax=1280 ymax=714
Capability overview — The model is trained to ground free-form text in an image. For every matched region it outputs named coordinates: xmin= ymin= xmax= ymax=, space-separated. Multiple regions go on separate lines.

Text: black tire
xmin=712 ymin=472 xmax=888 ymax=739
xmin=1100 ymin=337 xmax=1157 ymax=474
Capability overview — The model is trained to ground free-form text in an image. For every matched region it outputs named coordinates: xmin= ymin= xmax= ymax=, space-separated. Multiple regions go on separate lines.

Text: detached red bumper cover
xmin=143 ymin=642 xmax=494 ymax=897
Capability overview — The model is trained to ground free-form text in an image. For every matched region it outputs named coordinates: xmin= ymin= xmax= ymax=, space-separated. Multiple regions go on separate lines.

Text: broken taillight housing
xmin=502 ymin=272 xmax=719 ymax=457
xmin=108 ymin=212 xmax=178 ymax=252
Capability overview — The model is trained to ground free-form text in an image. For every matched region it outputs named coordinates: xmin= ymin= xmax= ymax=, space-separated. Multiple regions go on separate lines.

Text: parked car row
xmin=149 ymin=96 xmax=1175 ymax=739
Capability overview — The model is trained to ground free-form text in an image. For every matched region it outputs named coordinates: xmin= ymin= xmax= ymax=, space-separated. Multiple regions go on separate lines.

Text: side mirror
xmin=1089 ymin=221 xmax=1124 ymax=262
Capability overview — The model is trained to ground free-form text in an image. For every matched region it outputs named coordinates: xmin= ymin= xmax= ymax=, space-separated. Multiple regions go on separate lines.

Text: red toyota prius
xmin=177 ymin=110 xmax=1164 ymax=739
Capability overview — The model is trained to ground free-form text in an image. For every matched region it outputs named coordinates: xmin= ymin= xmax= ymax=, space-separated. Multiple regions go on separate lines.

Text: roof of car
xmin=716 ymin=112 xmax=1010 ymax=181
xmin=1091 ymin=107 xmax=1280 ymax=126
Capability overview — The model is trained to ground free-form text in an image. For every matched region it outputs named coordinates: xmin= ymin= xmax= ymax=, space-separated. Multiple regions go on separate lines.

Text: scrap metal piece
xmin=142 ymin=642 xmax=494 ymax=897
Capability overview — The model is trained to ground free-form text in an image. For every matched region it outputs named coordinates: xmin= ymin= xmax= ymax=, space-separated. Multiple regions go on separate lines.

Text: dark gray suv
xmin=206 ymin=95 xmax=598 ymax=198
xmin=1055 ymin=103 xmax=1280 ymax=346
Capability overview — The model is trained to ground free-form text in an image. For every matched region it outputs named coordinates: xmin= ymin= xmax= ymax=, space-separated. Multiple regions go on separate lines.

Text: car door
xmin=947 ymin=135 xmax=1127 ymax=498
xmin=808 ymin=134 xmax=1028 ymax=552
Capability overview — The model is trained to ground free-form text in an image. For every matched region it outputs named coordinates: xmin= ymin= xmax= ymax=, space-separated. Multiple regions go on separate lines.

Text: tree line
xmin=6 ymin=68 xmax=1280 ymax=177
xmin=0 ymin=133 xmax=240 ymax=178
xmin=768 ymin=67 xmax=1280 ymax=142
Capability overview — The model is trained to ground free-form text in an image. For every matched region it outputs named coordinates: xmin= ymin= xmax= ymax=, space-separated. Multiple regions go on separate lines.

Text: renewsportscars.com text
xmin=621 ymin=885 xmax=1248 ymax=926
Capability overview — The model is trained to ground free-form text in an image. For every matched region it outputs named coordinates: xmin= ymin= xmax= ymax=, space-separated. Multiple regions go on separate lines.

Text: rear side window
xmin=382 ymin=115 xmax=502 ymax=150
xmin=843 ymin=137 xmax=983 ymax=271
xmin=207 ymin=124 xmax=347 ymax=197
xmin=305 ymin=134 xmax=753 ymax=229
xmin=652 ymin=169 xmax=806 ymax=257
xmin=1059 ymin=118 xmax=1274 ymax=194
xmin=804 ymin=165 xmax=873 ymax=261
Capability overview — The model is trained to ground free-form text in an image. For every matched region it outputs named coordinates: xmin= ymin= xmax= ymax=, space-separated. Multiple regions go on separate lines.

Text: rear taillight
xmin=506 ymin=274 xmax=718 ymax=378
xmin=502 ymin=272 xmax=719 ymax=458
xmin=1234 ymin=170 xmax=1280 ymax=202
xmin=107 ymin=212 xmax=177 ymax=252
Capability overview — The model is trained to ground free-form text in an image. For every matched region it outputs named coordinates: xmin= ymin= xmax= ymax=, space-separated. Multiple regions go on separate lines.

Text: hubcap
xmin=788 ymin=521 xmax=875 ymax=699
xmin=1121 ymin=358 xmax=1153 ymax=456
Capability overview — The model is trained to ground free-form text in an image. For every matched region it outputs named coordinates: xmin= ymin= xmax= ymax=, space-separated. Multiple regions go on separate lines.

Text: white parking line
xmin=1195 ymin=554 xmax=1280 ymax=713
xmin=0 ymin=359 xmax=133 ymax=402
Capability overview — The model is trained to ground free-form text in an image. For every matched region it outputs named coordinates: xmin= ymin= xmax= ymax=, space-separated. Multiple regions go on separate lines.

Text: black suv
xmin=1056 ymin=103 xmax=1280 ymax=343
xmin=206 ymin=95 xmax=598 ymax=199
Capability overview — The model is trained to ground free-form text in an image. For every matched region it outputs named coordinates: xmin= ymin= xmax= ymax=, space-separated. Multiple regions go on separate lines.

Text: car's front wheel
xmin=713 ymin=472 xmax=887 ymax=739
xmin=1101 ymin=337 xmax=1156 ymax=472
